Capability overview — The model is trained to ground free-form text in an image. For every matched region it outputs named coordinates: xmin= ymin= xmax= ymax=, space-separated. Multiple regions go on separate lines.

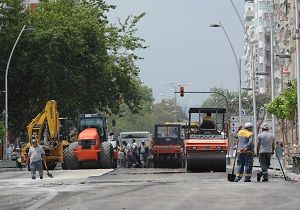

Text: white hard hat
xmin=261 ymin=123 xmax=269 ymax=130
xmin=244 ymin=123 xmax=253 ymax=128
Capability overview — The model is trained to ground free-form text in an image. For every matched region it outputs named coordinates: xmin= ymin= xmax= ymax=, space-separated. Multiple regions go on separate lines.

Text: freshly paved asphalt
xmin=0 ymin=167 xmax=299 ymax=210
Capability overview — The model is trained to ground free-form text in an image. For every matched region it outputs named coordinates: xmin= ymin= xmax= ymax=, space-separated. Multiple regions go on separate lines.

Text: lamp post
xmin=295 ymin=0 xmax=300 ymax=145
xmin=170 ymin=82 xmax=177 ymax=122
xmin=243 ymin=47 xmax=257 ymax=140
xmin=262 ymin=0 xmax=276 ymax=136
xmin=210 ymin=21 xmax=242 ymax=126
xmin=4 ymin=25 xmax=34 ymax=160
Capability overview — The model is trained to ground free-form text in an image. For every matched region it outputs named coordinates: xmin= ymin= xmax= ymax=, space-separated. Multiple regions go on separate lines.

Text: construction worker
xmin=25 ymin=139 xmax=46 ymax=179
xmin=11 ymin=148 xmax=22 ymax=168
xmin=235 ymin=122 xmax=255 ymax=182
xmin=131 ymin=139 xmax=141 ymax=167
xmin=170 ymin=127 xmax=178 ymax=137
xmin=138 ymin=140 xmax=149 ymax=167
xmin=256 ymin=123 xmax=275 ymax=182
xmin=200 ymin=113 xmax=215 ymax=129
xmin=122 ymin=141 xmax=132 ymax=168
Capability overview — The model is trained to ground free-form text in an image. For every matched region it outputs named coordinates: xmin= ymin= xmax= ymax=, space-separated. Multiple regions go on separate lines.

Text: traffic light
xmin=180 ymin=86 xmax=184 ymax=97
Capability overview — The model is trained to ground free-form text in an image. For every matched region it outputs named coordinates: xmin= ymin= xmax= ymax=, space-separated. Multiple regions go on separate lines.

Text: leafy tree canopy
xmin=0 ymin=0 xmax=149 ymax=137
xmin=0 ymin=121 xmax=5 ymax=139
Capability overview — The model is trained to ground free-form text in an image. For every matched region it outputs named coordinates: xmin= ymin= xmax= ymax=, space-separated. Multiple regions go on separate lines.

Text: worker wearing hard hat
xmin=200 ymin=113 xmax=215 ymax=129
xmin=235 ymin=122 xmax=255 ymax=182
xmin=256 ymin=123 xmax=275 ymax=182
xmin=138 ymin=140 xmax=149 ymax=167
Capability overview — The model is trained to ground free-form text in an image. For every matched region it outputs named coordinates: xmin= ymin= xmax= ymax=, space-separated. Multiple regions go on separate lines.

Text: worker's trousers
xmin=236 ymin=153 xmax=253 ymax=180
xmin=30 ymin=160 xmax=43 ymax=179
xmin=259 ymin=153 xmax=272 ymax=179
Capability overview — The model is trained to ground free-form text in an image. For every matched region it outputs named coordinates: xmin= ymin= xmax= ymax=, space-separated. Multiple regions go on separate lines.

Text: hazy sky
xmin=106 ymin=0 xmax=244 ymax=108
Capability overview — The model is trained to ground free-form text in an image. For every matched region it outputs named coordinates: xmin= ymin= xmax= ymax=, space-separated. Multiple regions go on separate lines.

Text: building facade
xmin=244 ymin=0 xmax=299 ymax=95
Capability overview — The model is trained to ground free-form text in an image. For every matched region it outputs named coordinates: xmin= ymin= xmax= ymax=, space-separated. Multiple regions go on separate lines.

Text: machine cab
xmin=77 ymin=114 xmax=108 ymax=142
xmin=187 ymin=108 xmax=227 ymax=139
xmin=154 ymin=124 xmax=183 ymax=146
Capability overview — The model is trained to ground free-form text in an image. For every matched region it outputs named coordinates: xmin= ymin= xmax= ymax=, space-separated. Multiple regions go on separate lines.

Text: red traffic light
xmin=180 ymin=86 xmax=184 ymax=97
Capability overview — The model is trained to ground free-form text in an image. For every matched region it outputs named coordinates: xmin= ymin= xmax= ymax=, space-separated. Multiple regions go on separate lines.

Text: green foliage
xmin=0 ymin=0 xmax=148 ymax=137
xmin=201 ymin=87 xmax=253 ymax=116
xmin=113 ymin=97 xmax=187 ymax=135
xmin=202 ymin=87 xmax=271 ymax=128
xmin=0 ymin=121 xmax=5 ymax=139
xmin=266 ymin=82 xmax=297 ymax=121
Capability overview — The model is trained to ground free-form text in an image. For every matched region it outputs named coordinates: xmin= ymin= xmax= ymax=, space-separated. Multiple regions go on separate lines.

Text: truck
xmin=119 ymin=131 xmax=151 ymax=147
xmin=22 ymin=100 xmax=70 ymax=170
xmin=62 ymin=113 xmax=117 ymax=169
xmin=184 ymin=108 xmax=228 ymax=172
xmin=153 ymin=124 xmax=184 ymax=168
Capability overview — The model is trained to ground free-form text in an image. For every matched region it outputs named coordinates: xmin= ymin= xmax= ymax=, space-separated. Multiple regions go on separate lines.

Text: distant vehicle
xmin=119 ymin=131 xmax=151 ymax=146
xmin=153 ymin=124 xmax=184 ymax=168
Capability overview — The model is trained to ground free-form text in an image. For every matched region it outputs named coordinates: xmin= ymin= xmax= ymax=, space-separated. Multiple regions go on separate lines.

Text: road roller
xmin=153 ymin=124 xmax=184 ymax=168
xmin=184 ymin=108 xmax=228 ymax=172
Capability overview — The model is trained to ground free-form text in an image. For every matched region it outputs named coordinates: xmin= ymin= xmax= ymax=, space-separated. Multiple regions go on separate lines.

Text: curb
xmin=0 ymin=168 xmax=25 ymax=173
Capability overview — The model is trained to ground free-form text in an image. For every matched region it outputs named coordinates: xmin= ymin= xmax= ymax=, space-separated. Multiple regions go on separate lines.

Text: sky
xmin=106 ymin=0 xmax=245 ymax=108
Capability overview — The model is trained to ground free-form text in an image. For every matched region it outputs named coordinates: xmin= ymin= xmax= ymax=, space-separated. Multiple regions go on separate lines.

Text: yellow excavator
xmin=21 ymin=100 xmax=70 ymax=170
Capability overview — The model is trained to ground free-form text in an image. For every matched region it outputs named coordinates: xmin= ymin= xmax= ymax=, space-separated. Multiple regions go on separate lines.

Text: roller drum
xmin=186 ymin=150 xmax=226 ymax=172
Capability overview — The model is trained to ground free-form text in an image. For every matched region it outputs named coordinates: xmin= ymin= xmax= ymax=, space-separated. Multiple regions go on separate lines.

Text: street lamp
xmin=242 ymin=86 xmax=257 ymax=141
xmin=170 ymin=82 xmax=178 ymax=122
xmin=4 ymin=25 xmax=34 ymax=160
xmin=262 ymin=0 xmax=276 ymax=136
xmin=210 ymin=21 xmax=242 ymax=127
xmin=295 ymin=0 xmax=300 ymax=145
xmin=242 ymin=70 xmax=268 ymax=141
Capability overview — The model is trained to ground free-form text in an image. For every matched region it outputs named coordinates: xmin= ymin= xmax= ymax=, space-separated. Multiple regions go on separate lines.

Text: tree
xmin=0 ymin=121 xmax=5 ymax=139
xmin=112 ymin=85 xmax=155 ymax=134
xmin=202 ymin=87 xmax=271 ymax=129
xmin=0 ymin=0 xmax=148 ymax=139
xmin=201 ymin=87 xmax=252 ymax=117
xmin=112 ymin=97 xmax=187 ymax=135
xmin=266 ymin=82 xmax=297 ymax=147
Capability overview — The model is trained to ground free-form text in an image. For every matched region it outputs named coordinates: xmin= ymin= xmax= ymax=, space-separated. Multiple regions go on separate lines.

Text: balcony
xmin=265 ymin=44 xmax=271 ymax=50
xmin=265 ymin=60 xmax=271 ymax=66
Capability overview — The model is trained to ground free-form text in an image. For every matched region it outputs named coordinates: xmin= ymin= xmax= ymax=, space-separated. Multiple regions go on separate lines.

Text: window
xmin=265 ymin=35 xmax=270 ymax=43
xmin=265 ymin=50 xmax=271 ymax=60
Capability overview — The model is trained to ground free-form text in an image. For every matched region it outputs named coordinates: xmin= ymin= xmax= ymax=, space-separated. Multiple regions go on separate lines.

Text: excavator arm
xmin=27 ymin=100 xmax=59 ymax=144
xmin=22 ymin=100 xmax=69 ymax=169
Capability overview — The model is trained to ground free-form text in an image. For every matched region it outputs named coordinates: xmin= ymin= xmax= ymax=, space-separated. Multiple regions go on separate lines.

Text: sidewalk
xmin=0 ymin=160 xmax=27 ymax=173
xmin=0 ymin=167 xmax=25 ymax=173
xmin=268 ymin=166 xmax=300 ymax=182
xmin=228 ymin=157 xmax=300 ymax=182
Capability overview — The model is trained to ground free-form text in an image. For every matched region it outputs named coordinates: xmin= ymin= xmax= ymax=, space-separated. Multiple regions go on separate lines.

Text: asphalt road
xmin=0 ymin=167 xmax=299 ymax=210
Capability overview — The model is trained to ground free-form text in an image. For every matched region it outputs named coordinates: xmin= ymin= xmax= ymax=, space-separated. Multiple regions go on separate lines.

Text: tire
xmin=63 ymin=142 xmax=80 ymax=170
xmin=100 ymin=142 xmax=113 ymax=169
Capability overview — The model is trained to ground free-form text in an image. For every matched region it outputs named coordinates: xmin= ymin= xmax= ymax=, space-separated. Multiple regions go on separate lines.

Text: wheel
xmin=185 ymin=156 xmax=191 ymax=172
xmin=62 ymin=142 xmax=80 ymax=170
xmin=100 ymin=142 xmax=113 ymax=168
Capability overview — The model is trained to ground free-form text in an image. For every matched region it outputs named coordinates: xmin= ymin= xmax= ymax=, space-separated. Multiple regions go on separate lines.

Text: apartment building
xmin=244 ymin=0 xmax=298 ymax=95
